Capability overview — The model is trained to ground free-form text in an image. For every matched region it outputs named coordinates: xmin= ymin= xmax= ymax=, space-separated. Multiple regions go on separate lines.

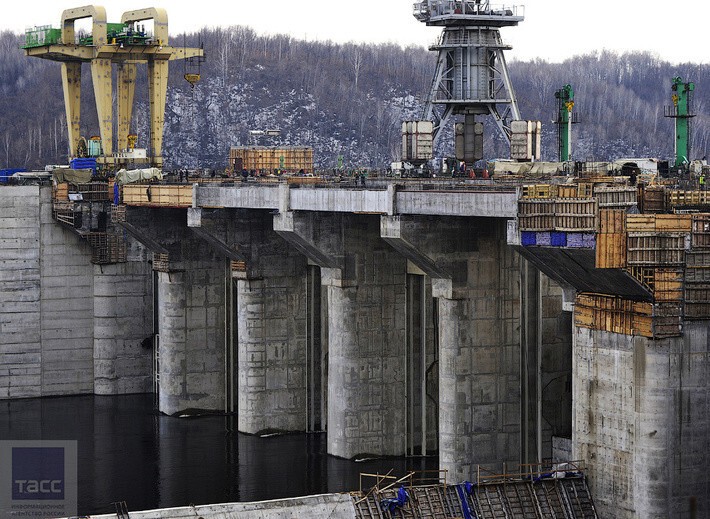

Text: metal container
xmin=402 ymin=120 xmax=434 ymax=162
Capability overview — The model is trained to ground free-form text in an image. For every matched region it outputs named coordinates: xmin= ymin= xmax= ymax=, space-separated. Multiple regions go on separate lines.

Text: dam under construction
xmin=1 ymin=2 xmax=710 ymax=519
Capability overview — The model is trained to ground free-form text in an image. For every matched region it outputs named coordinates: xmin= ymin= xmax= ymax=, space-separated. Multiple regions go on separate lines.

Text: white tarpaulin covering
xmin=116 ymin=168 xmax=163 ymax=185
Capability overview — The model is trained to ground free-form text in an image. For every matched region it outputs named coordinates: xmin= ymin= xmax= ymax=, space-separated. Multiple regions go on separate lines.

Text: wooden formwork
xmin=598 ymin=209 xmax=627 ymax=234
xmin=652 ymin=269 xmax=684 ymax=302
xmin=122 ymin=184 xmax=193 ymax=208
xmin=575 ymin=293 xmax=683 ymax=338
xmin=595 ymin=233 xmax=627 ymax=269
xmin=557 ymin=185 xmax=579 ymax=198
xmin=54 ymin=182 xmax=69 ymax=201
xmin=554 ymin=199 xmax=597 ymax=232
xmin=627 ymin=233 xmax=687 ymax=266
xmin=692 ymin=215 xmax=710 ymax=248
xmin=521 ymin=184 xmax=556 ymax=199
xmin=575 ymin=293 xmax=654 ymax=337
xmin=669 ymin=190 xmax=710 ymax=207
xmin=626 ymin=214 xmax=693 ymax=233
xmin=152 ymin=253 xmax=170 ymax=272
xmin=518 ymin=200 xmax=555 ymax=231
xmin=518 ymin=199 xmax=596 ymax=232
xmin=229 ymin=146 xmax=314 ymax=174
xmin=576 ymin=182 xmax=594 ymax=198
xmin=639 ymin=186 xmax=667 ymax=213
xmin=594 ymin=186 xmax=637 ymax=208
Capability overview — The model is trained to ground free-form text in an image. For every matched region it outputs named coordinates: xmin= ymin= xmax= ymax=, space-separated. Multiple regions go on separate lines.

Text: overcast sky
xmin=2 ymin=0 xmax=707 ymax=64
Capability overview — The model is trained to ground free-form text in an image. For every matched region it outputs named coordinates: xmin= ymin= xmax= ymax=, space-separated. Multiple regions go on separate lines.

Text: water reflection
xmin=0 ymin=394 xmax=437 ymax=515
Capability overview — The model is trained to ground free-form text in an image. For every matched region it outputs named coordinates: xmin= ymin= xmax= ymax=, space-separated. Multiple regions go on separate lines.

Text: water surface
xmin=0 ymin=394 xmax=436 ymax=515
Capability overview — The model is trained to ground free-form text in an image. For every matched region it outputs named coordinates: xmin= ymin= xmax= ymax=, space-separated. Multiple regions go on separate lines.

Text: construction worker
xmin=701 ymin=173 xmax=706 ymax=190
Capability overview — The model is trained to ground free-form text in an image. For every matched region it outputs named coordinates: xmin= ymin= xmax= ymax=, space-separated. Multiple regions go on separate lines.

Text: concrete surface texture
xmin=81 ymin=493 xmax=357 ymax=519
xmin=0 ymin=187 xmax=152 ymax=398
xmin=574 ymin=324 xmax=710 ymax=518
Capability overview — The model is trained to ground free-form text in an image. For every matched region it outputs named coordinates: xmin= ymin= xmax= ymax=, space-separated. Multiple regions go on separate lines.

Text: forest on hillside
xmin=1 ymin=27 xmax=709 ymax=170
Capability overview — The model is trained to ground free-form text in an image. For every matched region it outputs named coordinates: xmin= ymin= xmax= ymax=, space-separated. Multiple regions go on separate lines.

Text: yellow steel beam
xmin=61 ymin=5 xmax=107 ymax=45
xmin=148 ymin=58 xmax=169 ymax=168
xmin=91 ymin=58 xmax=113 ymax=155
xmin=118 ymin=63 xmax=137 ymax=151
xmin=61 ymin=62 xmax=82 ymax=157
xmin=26 ymin=44 xmax=203 ymax=62
xmin=120 ymin=8 xmax=169 ymax=45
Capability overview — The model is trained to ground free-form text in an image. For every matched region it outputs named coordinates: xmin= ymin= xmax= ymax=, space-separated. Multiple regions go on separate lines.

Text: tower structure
xmin=664 ymin=76 xmax=695 ymax=167
xmin=555 ymin=84 xmax=576 ymax=162
xmin=24 ymin=6 xmax=204 ymax=168
xmin=414 ymin=0 xmax=523 ymax=153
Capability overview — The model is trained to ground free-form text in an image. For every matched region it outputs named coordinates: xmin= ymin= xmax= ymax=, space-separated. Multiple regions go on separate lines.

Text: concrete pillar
xmin=437 ymin=225 xmax=521 ymax=482
xmin=382 ymin=216 xmax=521 ymax=482
xmin=156 ymin=261 xmax=226 ymax=415
xmin=93 ymin=240 xmax=153 ymax=395
xmin=188 ymin=208 xmax=309 ymax=433
xmin=122 ymin=207 xmax=227 ymax=415
xmin=574 ymin=323 xmax=710 ymax=518
xmin=275 ymin=211 xmax=407 ymax=458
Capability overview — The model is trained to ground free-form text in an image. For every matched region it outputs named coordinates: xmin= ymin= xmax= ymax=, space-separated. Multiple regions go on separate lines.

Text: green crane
xmin=555 ymin=85 xmax=575 ymax=162
xmin=669 ymin=76 xmax=695 ymax=167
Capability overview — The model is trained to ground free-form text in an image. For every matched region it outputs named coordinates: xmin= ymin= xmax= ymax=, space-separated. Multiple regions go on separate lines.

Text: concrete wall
xmin=574 ymin=323 xmax=710 ymax=518
xmin=0 ymin=186 xmax=45 ymax=398
xmin=86 ymin=493 xmax=357 ymax=519
xmin=93 ymin=256 xmax=153 ymax=395
xmin=0 ymin=186 xmax=153 ymax=399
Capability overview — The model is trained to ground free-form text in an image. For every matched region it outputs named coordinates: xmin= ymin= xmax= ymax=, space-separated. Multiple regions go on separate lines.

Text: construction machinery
xmin=23 ymin=5 xmax=204 ymax=169
xmin=555 ymin=84 xmax=576 ymax=162
xmin=665 ymin=76 xmax=695 ymax=168
xmin=413 ymin=0 xmax=524 ymax=161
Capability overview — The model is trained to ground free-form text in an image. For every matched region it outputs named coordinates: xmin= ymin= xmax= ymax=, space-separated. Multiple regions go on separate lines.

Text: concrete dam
xmin=2 ymin=178 xmax=709 ymax=518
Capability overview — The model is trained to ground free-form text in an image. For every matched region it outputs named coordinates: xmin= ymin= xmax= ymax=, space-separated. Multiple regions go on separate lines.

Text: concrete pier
xmin=0 ymin=186 xmax=152 ymax=398
xmin=574 ymin=324 xmax=710 ymax=519
xmin=275 ymin=212 xmax=408 ymax=458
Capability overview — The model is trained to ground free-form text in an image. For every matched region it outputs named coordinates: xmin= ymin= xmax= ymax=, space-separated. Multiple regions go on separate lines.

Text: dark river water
xmin=0 ymin=394 xmax=436 ymax=515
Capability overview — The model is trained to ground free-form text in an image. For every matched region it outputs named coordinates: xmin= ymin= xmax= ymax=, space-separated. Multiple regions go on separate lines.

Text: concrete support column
xmin=93 ymin=244 xmax=153 ymax=395
xmin=122 ymin=207 xmax=227 ymax=415
xmin=236 ymin=272 xmax=307 ymax=434
xmin=326 ymin=266 xmax=407 ymax=458
xmin=275 ymin=211 xmax=407 ymax=458
xmin=437 ymin=230 xmax=520 ymax=483
xmin=156 ymin=260 xmax=225 ymax=415
xmin=188 ymin=208 xmax=309 ymax=433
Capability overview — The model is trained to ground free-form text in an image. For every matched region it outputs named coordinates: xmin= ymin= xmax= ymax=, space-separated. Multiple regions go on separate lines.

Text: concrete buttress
xmin=382 ymin=215 xmax=521 ymax=482
xmin=189 ymin=208 xmax=309 ymax=434
xmin=574 ymin=324 xmax=710 ymax=519
xmin=275 ymin=211 xmax=407 ymax=458
xmin=124 ymin=207 xmax=225 ymax=415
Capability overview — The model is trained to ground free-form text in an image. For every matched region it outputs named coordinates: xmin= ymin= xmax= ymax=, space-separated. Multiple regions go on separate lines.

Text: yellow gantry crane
xmin=24 ymin=5 xmax=204 ymax=168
